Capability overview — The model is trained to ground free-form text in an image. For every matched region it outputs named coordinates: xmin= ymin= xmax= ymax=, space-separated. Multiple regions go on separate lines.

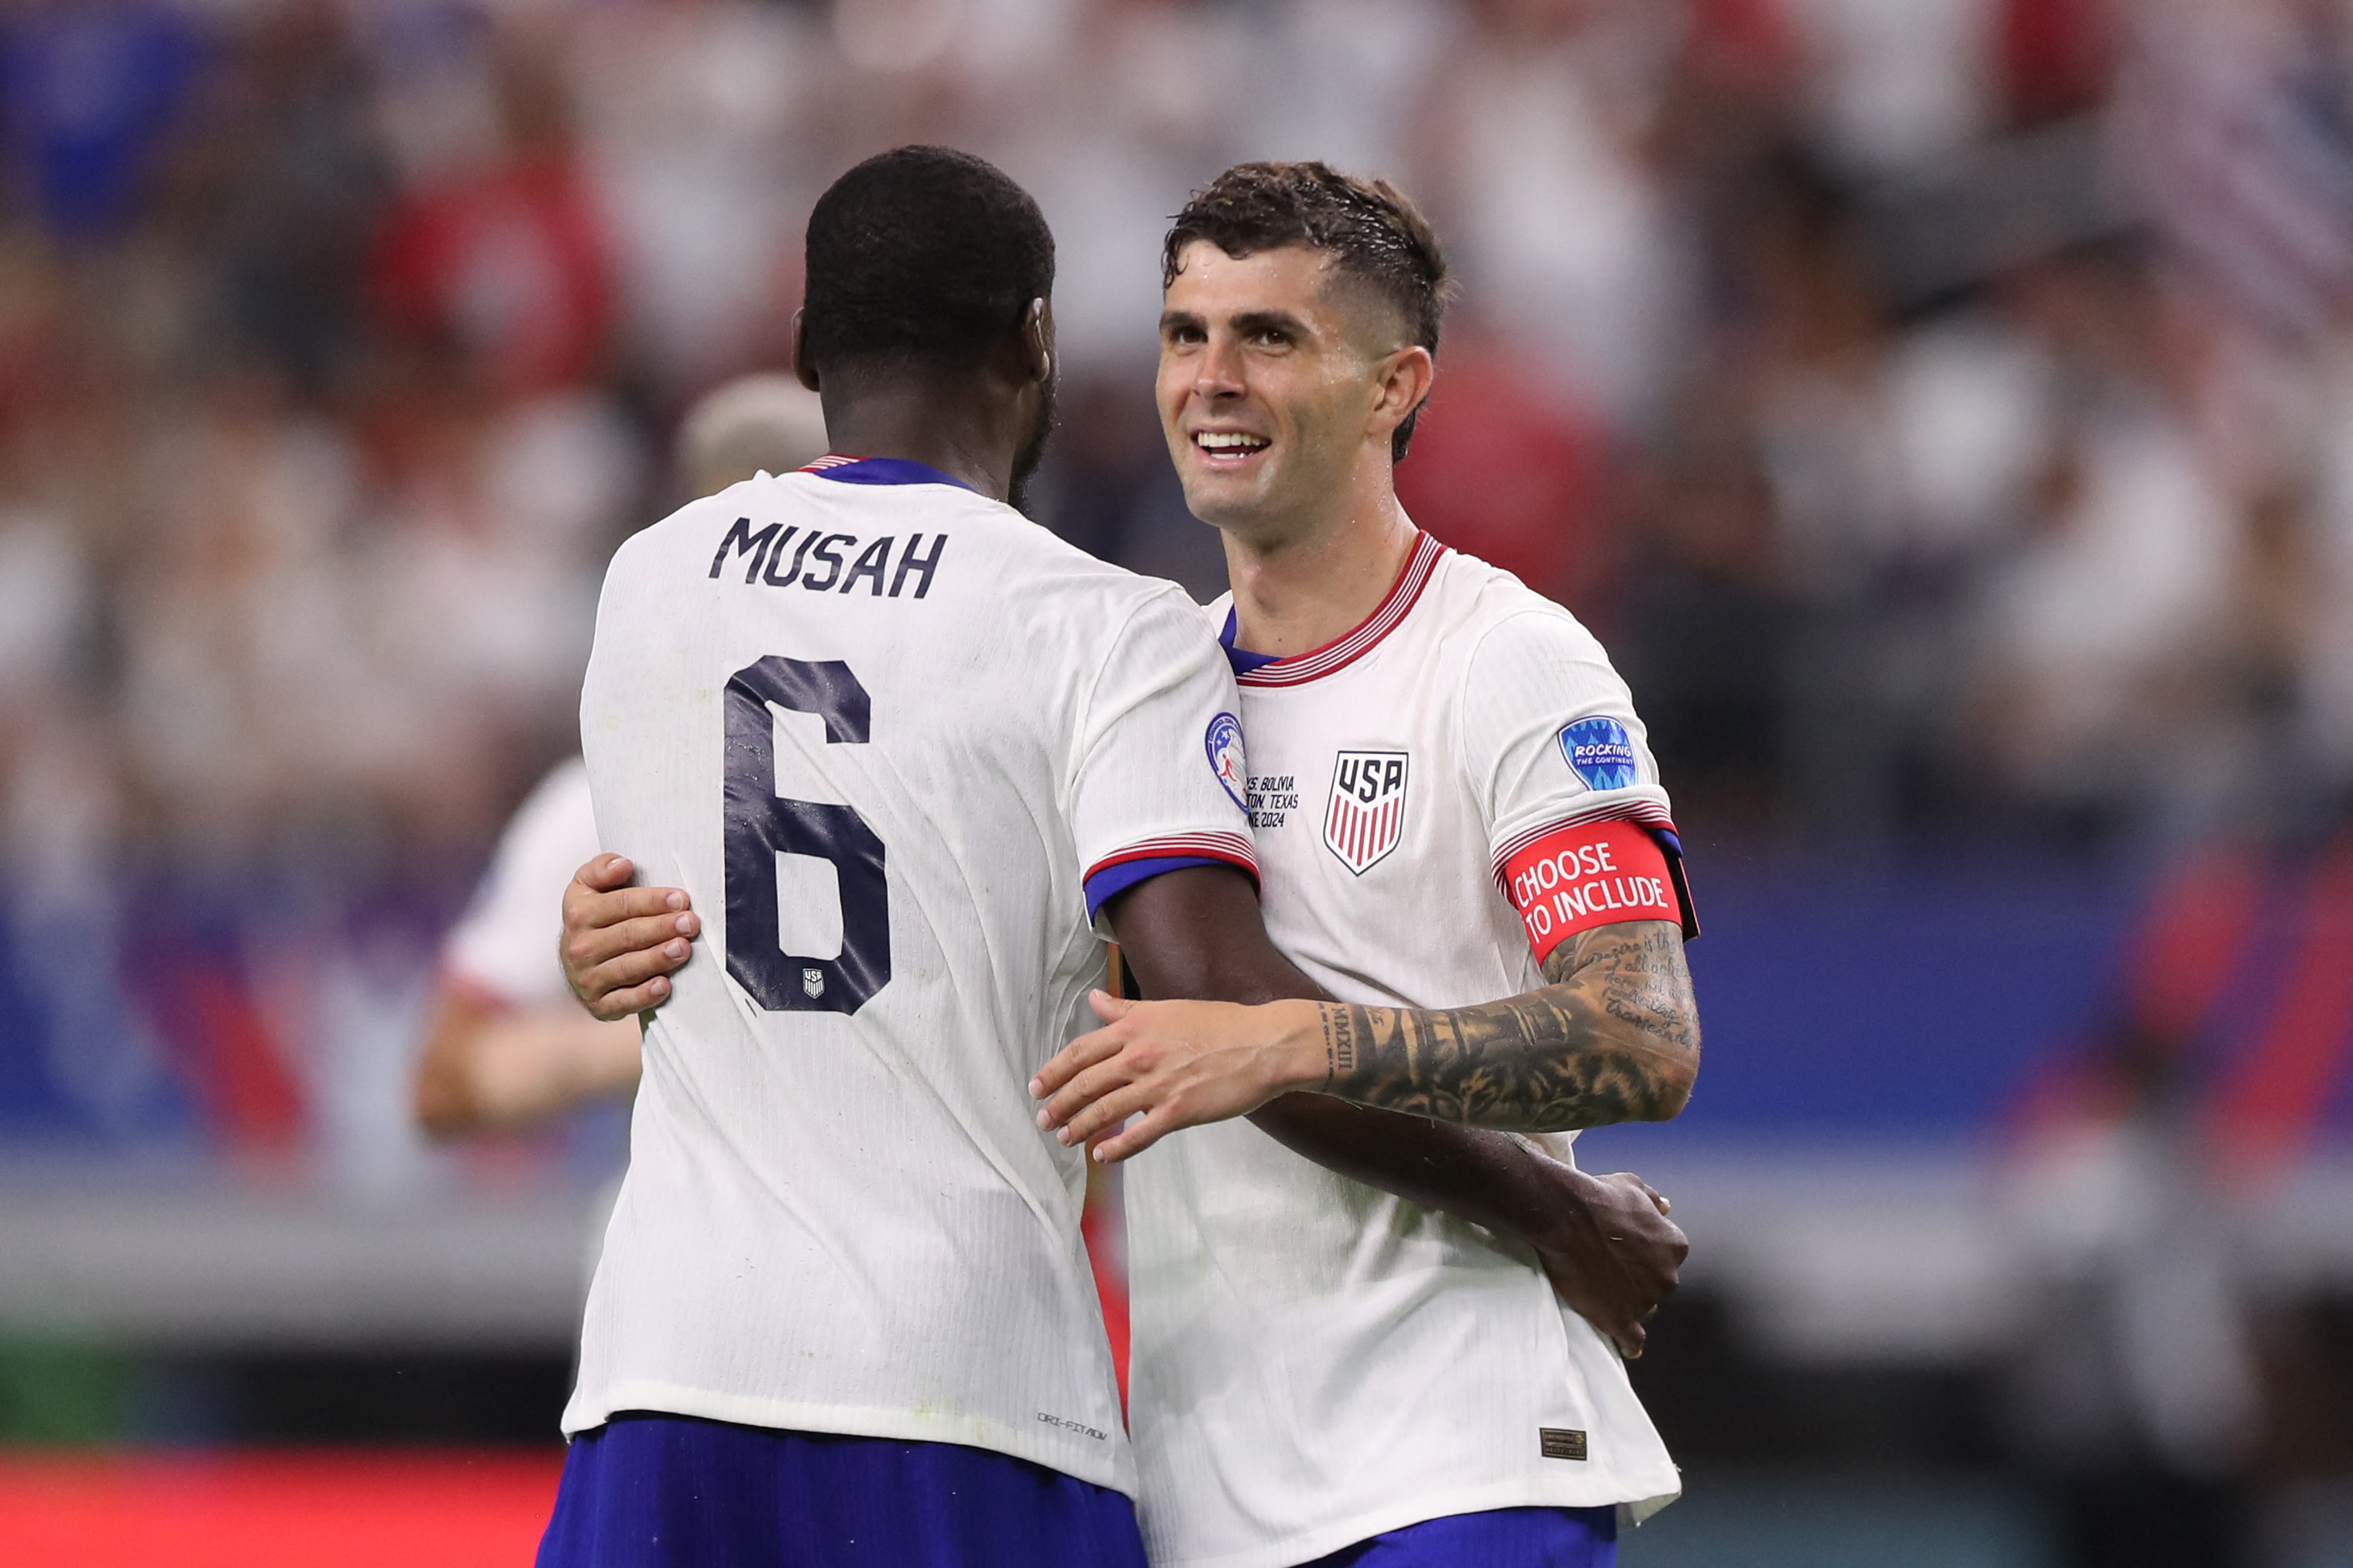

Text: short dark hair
xmin=803 ymin=146 xmax=1055 ymax=369
xmin=1163 ymin=162 xmax=1449 ymax=461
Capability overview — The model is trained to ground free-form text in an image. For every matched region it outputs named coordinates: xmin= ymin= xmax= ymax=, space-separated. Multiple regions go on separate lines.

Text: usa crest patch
xmin=1558 ymin=717 xmax=1637 ymax=791
xmin=1324 ymin=750 xmax=1408 ymax=875
xmin=1206 ymin=712 xmax=1248 ymax=810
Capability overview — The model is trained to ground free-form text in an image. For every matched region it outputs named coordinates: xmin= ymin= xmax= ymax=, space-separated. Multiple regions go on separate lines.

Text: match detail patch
xmin=1205 ymin=712 xmax=1248 ymax=811
xmin=1558 ymin=716 xmax=1638 ymax=791
xmin=1503 ymin=818 xmax=1677 ymax=964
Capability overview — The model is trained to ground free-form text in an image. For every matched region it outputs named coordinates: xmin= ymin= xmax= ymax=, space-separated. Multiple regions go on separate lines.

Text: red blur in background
xmin=0 ymin=1451 xmax=562 ymax=1568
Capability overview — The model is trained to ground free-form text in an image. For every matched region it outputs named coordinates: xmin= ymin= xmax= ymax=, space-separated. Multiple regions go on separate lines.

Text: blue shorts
xmin=536 ymin=1413 xmax=1147 ymax=1568
xmin=1301 ymin=1505 xmax=1618 ymax=1568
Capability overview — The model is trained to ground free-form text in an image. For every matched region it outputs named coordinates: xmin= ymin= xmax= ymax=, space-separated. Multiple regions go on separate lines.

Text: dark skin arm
xmin=558 ymin=856 xmax=1685 ymax=1356
xmin=1103 ymin=866 xmax=1686 ymax=1357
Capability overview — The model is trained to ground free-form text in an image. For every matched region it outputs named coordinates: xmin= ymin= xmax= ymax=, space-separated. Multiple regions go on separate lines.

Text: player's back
xmin=566 ymin=460 xmax=1251 ymax=1495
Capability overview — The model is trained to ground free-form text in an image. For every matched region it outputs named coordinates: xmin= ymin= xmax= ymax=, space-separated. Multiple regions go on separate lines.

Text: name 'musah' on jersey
xmin=707 ymin=516 xmax=948 ymax=599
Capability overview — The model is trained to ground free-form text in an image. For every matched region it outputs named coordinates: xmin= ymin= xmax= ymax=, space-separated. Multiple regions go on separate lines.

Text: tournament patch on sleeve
xmin=1558 ymin=715 xmax=1640 ymax=791
xmin=1502 ymin=818 xmax=1678 ymax=964
xmin=1204 ymin=712 xmax=1248 ymax=811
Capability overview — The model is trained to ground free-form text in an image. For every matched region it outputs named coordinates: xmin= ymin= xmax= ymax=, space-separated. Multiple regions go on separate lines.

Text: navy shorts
xmin=1301 ymin=1505 xmax=1618 ymax=1568
xmin=536 ymin=1412 xmax=1147 ymax=1568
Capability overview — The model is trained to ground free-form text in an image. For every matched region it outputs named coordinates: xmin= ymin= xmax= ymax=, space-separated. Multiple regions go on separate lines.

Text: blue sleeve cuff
xmin=1084 ymin=856 xmax=1225 ymax=921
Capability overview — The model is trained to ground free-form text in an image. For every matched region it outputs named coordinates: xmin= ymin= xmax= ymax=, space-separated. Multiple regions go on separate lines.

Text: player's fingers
xmin=566 ymin=911 xmax=699 ymax=973
xmin=1030 ymin=1025 xmax=1131 ymax=1103
xmin=574 ymin=854 xmax=634 ymax=893
xmin=1090 ymin=1099 xmax=1185 ymax=1163
xmin=1037 ymin=1048 xmax=1135 ymax=1128
xmin=590 ymin=973 xmax=675 ymax=1018
xmin=566 ymin=886 xmax=694 ymax=933
xmin=579 ymin=942 xmax=694 ymax=1004
xmin=1088 ymin=989 xmax=1140 ymax=1024
xmin=1056 ymin=1076 xmax=1164 ymax=1148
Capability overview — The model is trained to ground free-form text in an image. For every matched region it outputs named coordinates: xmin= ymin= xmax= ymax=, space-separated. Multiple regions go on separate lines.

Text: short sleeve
xmin=1069 ymin=588 xmax=1257 ymax=932
xmin=1460 ymin=611 xmax=1696 ymax=959
xmin=442 ymin=757 xmax=604 ymax=1007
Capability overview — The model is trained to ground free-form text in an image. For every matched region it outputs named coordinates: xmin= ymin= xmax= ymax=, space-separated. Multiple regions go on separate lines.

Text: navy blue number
xmin=723 ymin=657 xmax=889 ymax=1014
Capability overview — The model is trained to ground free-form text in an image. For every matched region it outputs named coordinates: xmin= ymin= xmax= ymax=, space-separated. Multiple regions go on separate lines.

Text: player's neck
xmin=820 ymin=385 xmax=1022 ymax=503
xmin=1221 ymin=465 xmax=1417 ymax=660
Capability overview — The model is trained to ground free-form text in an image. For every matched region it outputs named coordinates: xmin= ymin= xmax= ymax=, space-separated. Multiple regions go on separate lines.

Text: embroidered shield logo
xmin=802 ymin=966 xmax=826 ymax=999
xmin=1324 ymin=751 xmax=1408 ymax=875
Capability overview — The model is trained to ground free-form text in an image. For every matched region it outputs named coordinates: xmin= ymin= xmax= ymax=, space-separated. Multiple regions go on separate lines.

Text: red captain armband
xmin=1500 ymin=819 xmax=1685 ymax=966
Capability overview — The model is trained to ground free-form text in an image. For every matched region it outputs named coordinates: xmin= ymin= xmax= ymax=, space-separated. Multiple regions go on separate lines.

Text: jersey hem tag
xmin=1541 ymin=1428 xmax=1589 ymax=1461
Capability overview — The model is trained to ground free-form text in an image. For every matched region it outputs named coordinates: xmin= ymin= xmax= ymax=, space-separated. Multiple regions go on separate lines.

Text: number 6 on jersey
xmin=723 ymin=656 xmax=890 ymax=1014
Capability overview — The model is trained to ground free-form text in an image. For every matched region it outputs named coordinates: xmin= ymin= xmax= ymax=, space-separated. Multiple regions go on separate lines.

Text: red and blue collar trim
xmin=1218 ymin=531 xmax=1446 ymax=687
xmin=799 ymin=454 xmax=974 ymax=492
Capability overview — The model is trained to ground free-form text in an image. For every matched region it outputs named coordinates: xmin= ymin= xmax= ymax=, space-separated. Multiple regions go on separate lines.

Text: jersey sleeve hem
xmin=1085 ymin=832 xmax=1258 ymax=888
xmin=1084 ymin=854 xmax=1228 ymax=921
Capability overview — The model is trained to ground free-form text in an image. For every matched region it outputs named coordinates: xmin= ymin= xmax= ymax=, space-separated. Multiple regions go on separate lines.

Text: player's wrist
xmin=1260 ymin=1000 xmax=1331 ymax=1097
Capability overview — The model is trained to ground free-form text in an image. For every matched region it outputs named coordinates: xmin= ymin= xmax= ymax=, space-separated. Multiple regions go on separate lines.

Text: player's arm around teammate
xmin=1032 ymin=917 xmax=1698 ymax=1158
xmin=556 ymin=853 xmax=1687 ymax=1357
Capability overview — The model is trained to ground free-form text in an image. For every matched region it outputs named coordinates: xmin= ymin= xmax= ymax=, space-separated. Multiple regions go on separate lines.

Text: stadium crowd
xmin=0 ymin=0 xmax=2349 ymax=1164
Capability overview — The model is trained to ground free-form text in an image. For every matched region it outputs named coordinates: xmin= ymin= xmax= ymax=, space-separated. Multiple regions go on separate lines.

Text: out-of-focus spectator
xmin=1393 ymin=335 xmax=1604 ymax=610
xmin=367 ymin=26 xmax=616 ymax=397
xmin=0 ymin=0 xmax=201 ymax=243
xmin=672 ymin=371 xmax=829 ymax=500
xmin=567 ymin=0 xmax=815 ymax=393
xmin=1417 ymin=0 xmax=1694 ymax=427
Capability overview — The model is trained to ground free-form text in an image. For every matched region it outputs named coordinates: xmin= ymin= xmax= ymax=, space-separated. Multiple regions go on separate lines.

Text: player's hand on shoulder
xmin=1527 ymin=1165 xmax=1686 ymax=1360
xmin=561 ymin=854 xmax=699 ymax=1021
xmin=1032 ymin=992 xmax=1327 ymax=1162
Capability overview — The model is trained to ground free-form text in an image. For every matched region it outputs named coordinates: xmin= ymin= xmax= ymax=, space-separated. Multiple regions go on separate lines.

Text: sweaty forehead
xmin=1166 ymin=240 xmax=1407 ymax=352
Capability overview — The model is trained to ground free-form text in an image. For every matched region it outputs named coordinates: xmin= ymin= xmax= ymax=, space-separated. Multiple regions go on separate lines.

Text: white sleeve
xmin=1067 ymin=587 xmax=1257 ymax=929
xmin=1458 ymin=609 xmax=1678 ymax=872
xmin=441 ymin=757 xmax=604 ymax=1007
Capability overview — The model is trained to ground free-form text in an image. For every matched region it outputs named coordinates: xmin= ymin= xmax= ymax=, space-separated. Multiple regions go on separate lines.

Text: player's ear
xmin=1372 ymin=344 xmax=1434 ymax=445
xmin=1019 ymin=297 xmax=1054 ymax=387
xmin=790 ymin=310 xmax=820 ymax=393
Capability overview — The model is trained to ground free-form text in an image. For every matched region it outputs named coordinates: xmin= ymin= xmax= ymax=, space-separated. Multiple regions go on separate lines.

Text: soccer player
xmin=560 ymin=153 xmax=1696 ymax=1568
xmin=410 ymin=375 xmax=826 ymax=1138
xmin=1028 ymin=163 xmax=1702 ymax=1565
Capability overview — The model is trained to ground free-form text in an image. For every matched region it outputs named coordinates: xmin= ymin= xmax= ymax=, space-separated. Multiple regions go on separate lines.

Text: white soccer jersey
xmin=1126 ymin=531 xmax=1688 ymax=1568
xmin=441 ymin=757 xmax=600 ymax=1009
xmin=565 ymin=460 xmax=1256 ymax=1495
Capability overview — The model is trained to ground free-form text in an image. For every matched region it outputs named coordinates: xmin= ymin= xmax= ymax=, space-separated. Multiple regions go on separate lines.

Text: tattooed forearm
xmin=1317 ymin=921 xmax=1700 ymax=1131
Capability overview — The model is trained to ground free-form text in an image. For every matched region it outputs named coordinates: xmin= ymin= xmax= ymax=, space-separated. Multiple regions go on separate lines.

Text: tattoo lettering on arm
xmin=1317 ymin=921 xmax=1699 ymax=1131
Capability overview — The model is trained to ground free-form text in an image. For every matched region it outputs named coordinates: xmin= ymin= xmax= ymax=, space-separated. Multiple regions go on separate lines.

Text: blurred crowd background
xmin=0 ymin=1 xmax=2349 ymax=1565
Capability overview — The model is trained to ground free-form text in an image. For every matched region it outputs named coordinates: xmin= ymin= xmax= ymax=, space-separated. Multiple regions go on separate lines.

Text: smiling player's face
xmin=1157 ymin=242 xmax=1396 ymax=544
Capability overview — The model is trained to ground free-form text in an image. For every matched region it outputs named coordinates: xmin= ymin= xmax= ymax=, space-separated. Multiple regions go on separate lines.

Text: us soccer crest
xmin=1324 ymin=750 xmax=1408 ymax=875
xmin=802 ymin=966 xmax=826 ymax=999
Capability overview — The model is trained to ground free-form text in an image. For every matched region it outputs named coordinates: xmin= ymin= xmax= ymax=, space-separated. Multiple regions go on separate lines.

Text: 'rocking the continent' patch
xmin=1558 ymin=716 xmax=1637 ymax=791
